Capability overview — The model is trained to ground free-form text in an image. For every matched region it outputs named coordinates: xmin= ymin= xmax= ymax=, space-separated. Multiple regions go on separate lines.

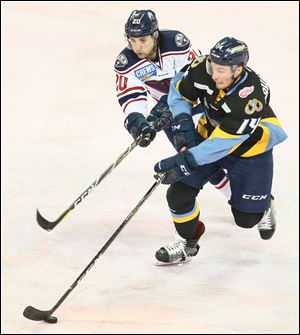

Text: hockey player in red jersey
xmin=154 ymin=37 xmax=288 ymax=264
xmin=114 ymin=9 xmax=231 ymax=199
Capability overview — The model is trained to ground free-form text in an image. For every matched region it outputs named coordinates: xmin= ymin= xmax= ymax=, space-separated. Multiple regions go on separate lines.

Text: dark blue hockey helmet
xmin=210 ymin=37 xmax=249 ymax=66
xmin=125 ymin=10 xmax=158 ymax=37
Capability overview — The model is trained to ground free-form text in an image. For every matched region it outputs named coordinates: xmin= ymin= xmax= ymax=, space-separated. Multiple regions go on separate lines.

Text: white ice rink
xmin=2 ymin=2 xmax=299 ymax=334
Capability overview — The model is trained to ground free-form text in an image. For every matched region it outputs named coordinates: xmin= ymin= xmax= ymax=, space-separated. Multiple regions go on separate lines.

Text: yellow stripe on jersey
xmin=241 ymin=124 xmax=270 ymax=157
xmin=197 ymin=114 xmax=209 ymax=139
xmin=208 ymin=126 xmax=245 ymax=154
xmin=229 ymin=141 xmax=244 ymax=154
xmin=260 ymin=117 xmax=283 ymax=127
xmin=208 ymin=126 xmax=244 ymax=140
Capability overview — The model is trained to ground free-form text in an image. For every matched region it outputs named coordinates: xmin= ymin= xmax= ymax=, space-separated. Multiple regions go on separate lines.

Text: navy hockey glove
xmin=172 ymin=113 xmax=200 ymax=152
xmin=147 ymin=95 xmax=173 ymax=132
xmin=154 ymin=150 xmax=198 ymax=184
xmin=125 ymin=112 xmax=156 ymax=147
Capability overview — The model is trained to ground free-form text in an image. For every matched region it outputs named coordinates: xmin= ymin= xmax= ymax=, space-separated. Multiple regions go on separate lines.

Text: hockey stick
xmin=37 ymin=134 xmax=145 ymax=231
xmin=23 ymin=172 xmax=165 ymax=323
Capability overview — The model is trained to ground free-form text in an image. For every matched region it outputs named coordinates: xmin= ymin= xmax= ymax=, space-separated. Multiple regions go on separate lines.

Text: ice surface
xmin=2 ymin=2 xmax=299 ymax=334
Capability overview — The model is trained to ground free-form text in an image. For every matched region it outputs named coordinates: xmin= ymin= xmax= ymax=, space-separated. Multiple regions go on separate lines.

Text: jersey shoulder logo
xmin=115 ymin=54 xmax=128 ymax=68
xmin=239 ymin=85 xmax=254 ymax=98
xmin=175 ymin=33 xmax=190 ymax=47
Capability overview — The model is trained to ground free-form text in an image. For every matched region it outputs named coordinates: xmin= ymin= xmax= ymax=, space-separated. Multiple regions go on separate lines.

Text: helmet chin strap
xmin=231 ymin=66 xmax=243 ymax=82
xmin=231 ymin=66 xmax=238 ymax=80
xmin=229 ymin=76 xmax=240 ymax=89
xmin=228 ymin=67 xmax=244 ymax=89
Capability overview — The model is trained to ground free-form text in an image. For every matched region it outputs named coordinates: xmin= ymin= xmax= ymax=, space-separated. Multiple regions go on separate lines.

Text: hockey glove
xmin=172 ymin=113 xmax=200 ymax=152
xmin=125 ymin=112 xmax=156 ymax=147
xmin=154 ymin=150 xmax=198 ymax=184
xmin=147 ymin=95 xmax=173 ymax=132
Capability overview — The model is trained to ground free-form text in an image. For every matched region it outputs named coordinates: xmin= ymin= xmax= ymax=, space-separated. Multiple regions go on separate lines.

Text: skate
xmin=155 ymin=221 xmax=205 ymax=265
xmin=258 ymin=195 xmax=276 ymax=240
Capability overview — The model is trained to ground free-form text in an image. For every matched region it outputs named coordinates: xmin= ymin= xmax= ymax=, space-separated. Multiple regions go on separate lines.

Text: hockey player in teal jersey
xmin=154 ymin=37 xmax=288 ymax=264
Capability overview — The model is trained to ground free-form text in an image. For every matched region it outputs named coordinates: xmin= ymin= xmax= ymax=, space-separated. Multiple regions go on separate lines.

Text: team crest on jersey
xmin=115 ymin=54 xmax=128 ymax=68
xmin=175 ymin=33 xmax=190 ymax=47
xmin=245 ymin=99 xmax=263 ymax=115
xmin=239 ymin=86 xmax=254 ymax=98
xmin=134 ymin=64 xmax=157 ymax=81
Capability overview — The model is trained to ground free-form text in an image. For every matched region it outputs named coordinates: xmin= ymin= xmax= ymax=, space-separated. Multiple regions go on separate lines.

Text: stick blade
xmin=36 ymin=209 xmax=56 ymax=231
xmin=23 ymin=305 xmax=51 ymax=321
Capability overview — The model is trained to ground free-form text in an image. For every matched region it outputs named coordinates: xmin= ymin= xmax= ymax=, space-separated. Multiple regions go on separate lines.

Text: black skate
xmin=258 ymin=195 xmax=276 ymax=240
xmin=155 ymin=238 xmax=200 ymax=265
xmin=155 ymin=221 xmax=205 ymax=265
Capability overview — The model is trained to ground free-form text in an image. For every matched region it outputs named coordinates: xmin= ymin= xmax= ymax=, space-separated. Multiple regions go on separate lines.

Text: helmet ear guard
xmin=152 ymin=31 xmax=159 ymax=39
xmin=231 ymin=65 xmax=241 ymax=79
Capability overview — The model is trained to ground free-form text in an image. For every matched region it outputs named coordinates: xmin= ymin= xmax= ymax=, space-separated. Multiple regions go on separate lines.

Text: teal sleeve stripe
xmin=168 ymin=72 xmax=193 ymax=117
xmin=260 ymin=121 xmax=288 ymax=152
xmin=189 ymin=134 xmax=249 ymax=165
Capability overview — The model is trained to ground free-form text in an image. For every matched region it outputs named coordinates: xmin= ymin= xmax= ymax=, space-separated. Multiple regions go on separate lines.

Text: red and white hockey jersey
xmin=114 ymin=30 xmax=200 ymax=118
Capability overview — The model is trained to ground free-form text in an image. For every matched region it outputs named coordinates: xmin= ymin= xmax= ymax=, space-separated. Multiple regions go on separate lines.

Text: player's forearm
xmin=167 ymin=73 xmax=193 ymax=118
xmin=189 ymin=129 xmax=249 ymax=166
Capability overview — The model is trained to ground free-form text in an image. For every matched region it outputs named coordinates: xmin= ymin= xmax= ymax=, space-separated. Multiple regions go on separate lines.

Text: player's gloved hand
xmin=125 ymin=112 xmax=156 ymax=147
xmin=172 ymin=113 xmax=200 ymax=152
xmin=147 ymin=95 xmax=173 ymax=132
xmin=154 ymin=150 xmax=198 ymax=184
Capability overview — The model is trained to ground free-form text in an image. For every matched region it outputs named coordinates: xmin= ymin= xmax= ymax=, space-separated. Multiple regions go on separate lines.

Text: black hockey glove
xmin=125 ymin=112 xmax=156 ymax=147
xmin=154 ymin=150 xmax=198 ymax=184
xmin=147 ymin=95 xmax=173 ymax=132
xmin=172 ymin=113 xmax=200 ymax=152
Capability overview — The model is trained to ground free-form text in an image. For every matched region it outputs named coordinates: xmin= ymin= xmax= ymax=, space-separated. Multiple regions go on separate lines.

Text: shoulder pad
xmin=190 ymin=55 xmax=207 ymax=68
xmin=159 ymin=30 xmax=190 ymax=53
xmin=114 ymin=48 xmax=139 ymax=71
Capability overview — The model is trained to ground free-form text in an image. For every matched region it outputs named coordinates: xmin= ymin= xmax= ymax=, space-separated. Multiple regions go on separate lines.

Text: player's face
xmin=211 ymin=62 xmax=235 ymax=90
xmin=128 ymin=35 xmax=156 ymax=59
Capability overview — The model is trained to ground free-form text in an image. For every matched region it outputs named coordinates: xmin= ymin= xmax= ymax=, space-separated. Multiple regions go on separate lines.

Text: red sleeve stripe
xmin=161 ymin=49 xmax=190 ymax=58
xmin=117 ymin=86 xmax=145 ymax=97
xmin=215 ymin=176 xmax=229 ymax=189
xmin=123 ymin=97 xmax=147 ymax=112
